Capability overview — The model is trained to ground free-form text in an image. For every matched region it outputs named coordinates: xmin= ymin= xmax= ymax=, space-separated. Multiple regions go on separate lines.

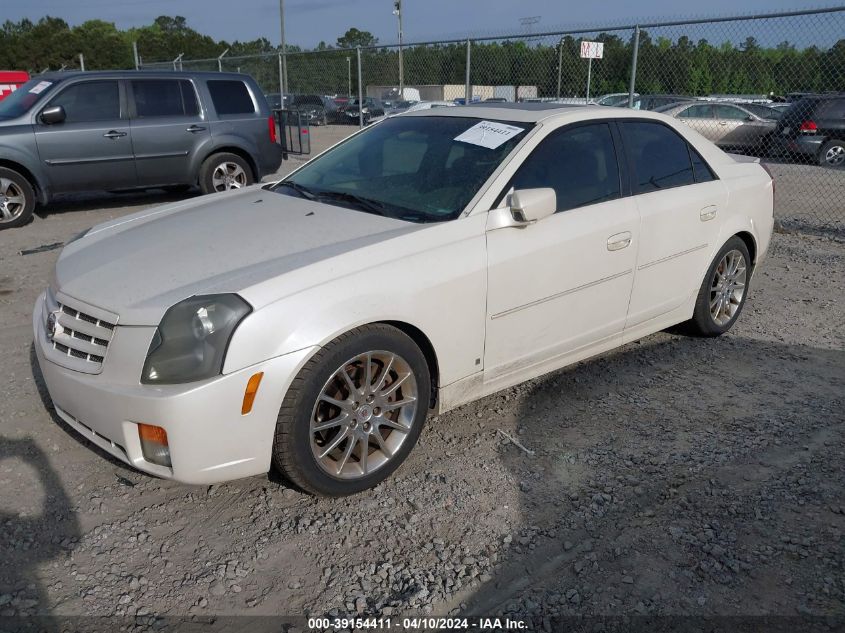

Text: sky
xmin=3 ymin=0 xmax=838 ymax=47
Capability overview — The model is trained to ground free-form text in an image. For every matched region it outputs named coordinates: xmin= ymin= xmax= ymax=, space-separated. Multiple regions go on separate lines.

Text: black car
xmin=341 ymin=98 xmax=385 ymax=124
xmin=289 ymin=94 xmax=332 ymax=126
xmin=775 ymin=94 xmax=845 ymax=167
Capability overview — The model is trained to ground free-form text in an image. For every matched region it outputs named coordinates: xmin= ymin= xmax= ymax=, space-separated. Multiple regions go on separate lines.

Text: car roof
xmin=406 ymin=102 xmax=625 ymax=123
xmin=35 ymin=70 xmax=252 ymax=81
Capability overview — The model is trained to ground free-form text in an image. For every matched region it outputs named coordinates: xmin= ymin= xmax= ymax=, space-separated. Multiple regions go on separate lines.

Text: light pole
xmin=346 ymin=56 xmax=352 ymax=97
xmin=279 ymin=0 xmax=288 ymax=96
xmin=393 ymin=0 xmax=404 ymax=96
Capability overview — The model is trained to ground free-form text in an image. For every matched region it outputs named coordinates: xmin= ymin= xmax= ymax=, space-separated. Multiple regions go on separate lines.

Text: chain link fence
xmin=141 ymin=7 xmax=845 ymax=228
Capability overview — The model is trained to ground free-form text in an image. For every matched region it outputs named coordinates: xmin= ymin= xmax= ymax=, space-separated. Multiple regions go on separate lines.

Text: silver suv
xmin=0 ymin=71 xmax=282 ymax=229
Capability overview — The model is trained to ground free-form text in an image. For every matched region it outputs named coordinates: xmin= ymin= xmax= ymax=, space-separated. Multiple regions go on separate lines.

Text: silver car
xmin=660 ymin=101 xmax=777 ymax=151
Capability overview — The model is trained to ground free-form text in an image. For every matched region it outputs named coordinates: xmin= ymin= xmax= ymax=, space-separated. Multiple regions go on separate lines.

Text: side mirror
xmin=40 ymin=105 xmax=66 ymax=125
xmin=511 ymin=188 xmax=557 ymax=224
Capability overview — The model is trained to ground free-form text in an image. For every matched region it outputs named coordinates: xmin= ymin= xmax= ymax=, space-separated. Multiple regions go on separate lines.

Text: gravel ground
xmin=0 ymin=125 xmax=843 ymax=629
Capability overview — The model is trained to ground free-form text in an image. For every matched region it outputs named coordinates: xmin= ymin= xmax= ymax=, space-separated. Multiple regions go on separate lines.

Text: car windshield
xmin=0 ymin=78 xmax=58 ymax=119
xmin=273 ymin=115 xmax=532 ymax=223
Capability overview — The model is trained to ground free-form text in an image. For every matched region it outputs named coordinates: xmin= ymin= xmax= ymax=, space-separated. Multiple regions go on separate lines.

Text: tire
xmin=0 ymin=167 xmax=36 ymax=230
xmin=272 ymin=324 xmax=431 ymax=497
xmin=683 ymin=236 xmax=752 ymax=337
xmin=198 ymin=153 xmax=254 ymax=195
xmin=819 ymin=139 xmax=845 ymax=168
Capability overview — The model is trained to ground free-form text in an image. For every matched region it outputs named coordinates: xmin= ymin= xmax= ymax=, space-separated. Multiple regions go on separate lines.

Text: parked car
xmin=289 ymin=94 xmax=332 ymax=126
xmin=659 ymin=101 xmax=778 ymax=153
xmin=0 ymin=70 xmax=282 ymax=229
xmin=593 ymin=92 xmax=637 ymax=106
xmin=33 ymin=104 xmax=773 ymax=495
xmin=384 ymin=99 xmax=420 ymax=116
xmin=774 ymin=94 xmax=845 ymax=167
xmin=736 ymin=102 xmax=783 ymax=120
xmin=628 ymin=94 xmax=696 ymax=110
xmin=341 ymin=97 xmax=385 ymax=124
xmin=402 ymin=100 xmax=457 ymax=112
xmin=264 ymin=92 xmax=290 ymax=110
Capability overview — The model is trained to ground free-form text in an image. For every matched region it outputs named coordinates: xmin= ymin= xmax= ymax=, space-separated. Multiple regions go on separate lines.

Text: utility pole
xmin=393 ymin=0 xmax=404 ymax=96
xmin=217 ymin=48 xmax=229 ymax=72
xmin=279 ymin=0 xmax=288 ymax=96
xmin=346 ymin=57 xmax=352 ymax=97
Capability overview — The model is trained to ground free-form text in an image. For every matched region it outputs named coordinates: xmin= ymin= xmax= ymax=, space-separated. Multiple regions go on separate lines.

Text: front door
xmin=33 ymin=79 xmax=136 ymax=192
xmin=128 ymin=78 xmax=211 ymax=187
xmin=484 ymin=122 xmax=638 ymax=382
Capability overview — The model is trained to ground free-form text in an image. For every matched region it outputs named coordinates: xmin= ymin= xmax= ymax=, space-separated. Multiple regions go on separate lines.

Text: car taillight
xmin=799 ymin=120 xmax=817 ymax=133
xmin=268 ymin=115 xmax=277 ymax=143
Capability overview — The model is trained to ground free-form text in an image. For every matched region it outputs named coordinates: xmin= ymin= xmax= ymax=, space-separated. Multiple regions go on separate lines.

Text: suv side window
xmin=815 ymin=98 xmax=845 ymax=119
xmin=510 ymin=123 xmax=621 ymax=212
xmin=621 ymin=121 xmax=695 ymax=193
xmin=132 ymin=80 xmax=199 ymax=118
xmin=207 ymin=80 xmax=255 ymax=115
xmin=47 ymin=80 xmax=120 ymax=123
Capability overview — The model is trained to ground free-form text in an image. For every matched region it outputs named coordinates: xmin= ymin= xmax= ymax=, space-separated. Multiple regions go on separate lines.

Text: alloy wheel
xmin=310 ymin=350 xmax=418 ymax=479
xmin=710 ymin=249 xmax=747 ymax=326
xmin=211 ymin=162 xmax=248 ymax=191
xmin=0 ymin=178 xmax=26 ymax=223
xmin=824 ymin=144 xmax=845 ymax=167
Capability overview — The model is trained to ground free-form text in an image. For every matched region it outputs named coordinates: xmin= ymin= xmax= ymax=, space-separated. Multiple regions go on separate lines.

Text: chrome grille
xmin=44 ymin=289 xmax=117 ymax=373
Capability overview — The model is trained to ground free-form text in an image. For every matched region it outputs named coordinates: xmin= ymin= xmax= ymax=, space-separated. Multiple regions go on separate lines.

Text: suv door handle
xmin=103 ymin=130 xmax=127 ymax=139
xmin=186 ymin=125 xmax=207 ymax=133
xmin=607 ymin=232 xmax=632 ymax=251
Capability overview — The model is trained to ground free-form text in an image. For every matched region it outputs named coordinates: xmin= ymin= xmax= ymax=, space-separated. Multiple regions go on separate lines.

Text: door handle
xmin=186 ymin=125 xmax=207 ymax=133
xmin=103 ymin=130 xmax=127 ymax=139
xmin=700 ymin=205 xmax=718 ymax=221
xmin=607 ymin=232 xmax=632 ymax=251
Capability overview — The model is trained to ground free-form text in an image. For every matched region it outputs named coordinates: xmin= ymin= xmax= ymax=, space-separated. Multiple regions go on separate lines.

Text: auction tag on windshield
xmin=454 ymin=120 xmax=524 ymax=149
xmin=29 ymin=81 xmax=52 ymax=94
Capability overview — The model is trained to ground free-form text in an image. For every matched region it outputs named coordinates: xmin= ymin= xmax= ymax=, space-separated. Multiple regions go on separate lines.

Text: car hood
xmin=54 ymin=187 xmax=423 ymax=325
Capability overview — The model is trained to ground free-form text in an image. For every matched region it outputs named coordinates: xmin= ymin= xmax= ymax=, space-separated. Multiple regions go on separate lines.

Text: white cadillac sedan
xmin=33 ymin=104 xmax=774 ymax=496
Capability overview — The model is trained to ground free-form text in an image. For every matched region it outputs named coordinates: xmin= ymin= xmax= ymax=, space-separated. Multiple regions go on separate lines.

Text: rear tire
xmin=272 ymin=324 xmax=430 ymax=497
xmin=199 ymin=153 xmax=254 ymax=194
xmin=819 ymin=139 xmax=845 ymax=168
xmin=682 ymin=236 xmax=752 ymax=337
xmin=0 ymin=167 xmax=36 ymax=230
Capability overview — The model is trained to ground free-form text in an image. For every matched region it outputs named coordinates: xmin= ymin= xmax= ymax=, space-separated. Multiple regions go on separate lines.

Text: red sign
xmin=0 ymin=71 xmax=30 ymax=101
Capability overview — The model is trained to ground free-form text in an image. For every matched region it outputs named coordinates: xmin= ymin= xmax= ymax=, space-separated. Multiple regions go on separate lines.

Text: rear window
xmin=621 ymin=121 xmax=695 ymax=193
xmin=815 ymin=98 xmax=845 ymax=119
xmin=132 ymin=80 xmax=199 ymax=118
xmin=207 ymin=80 xmax=255 ymax=115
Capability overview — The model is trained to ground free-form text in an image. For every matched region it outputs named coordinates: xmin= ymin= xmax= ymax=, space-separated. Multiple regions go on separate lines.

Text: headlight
xmin=141 ymin=294 xmax=251 ymax=384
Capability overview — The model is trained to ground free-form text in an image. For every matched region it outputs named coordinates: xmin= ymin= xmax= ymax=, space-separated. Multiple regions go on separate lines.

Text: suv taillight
xmin=268 ymin=115 xmax=277 ymax=143
xmin=799 ymin=120 xmax=817 ymax=134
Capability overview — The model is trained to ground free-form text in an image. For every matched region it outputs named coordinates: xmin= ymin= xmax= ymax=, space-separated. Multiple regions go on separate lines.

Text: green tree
xmin=336 ymin=28 xmax=378 ymax=49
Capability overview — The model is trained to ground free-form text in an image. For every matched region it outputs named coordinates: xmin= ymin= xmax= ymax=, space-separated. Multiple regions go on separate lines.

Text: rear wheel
xmin=272 ymin=324 xmax=430 ymax=497
xmin=0 ymin=167 xmax=36 ymax=230
xmin=819 ymin=139 xmax=845 ymax=168
xmin=683 ymin=236 xmax=752 ymax=337
xmin=199 ymin=153 xmax=254 ymax=194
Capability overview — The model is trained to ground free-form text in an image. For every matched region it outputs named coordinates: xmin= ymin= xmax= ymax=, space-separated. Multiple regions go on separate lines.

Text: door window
xmin=689 ymin=146 xmax=716 ymax=183
xmin=715 ymin=105 xmax=749 ymax=120
xmin=46 ymin=81 xmax=120 ymax=123
xmin=132 ymin=80 xmax=199 ymax=117
xmin=679 ymin=104 xmax=714 ymax=119
xmin=509 ymin=123 xmax=621 ymax=212
xmin=207 ymin=80 xmax=255 ymax=115
xmin=621 ymin=121 xmax=695 ymax=193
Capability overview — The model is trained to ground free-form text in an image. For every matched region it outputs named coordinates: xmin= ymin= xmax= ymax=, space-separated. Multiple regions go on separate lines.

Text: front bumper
xmin=33 ymin=291 xmax=315 ymax=485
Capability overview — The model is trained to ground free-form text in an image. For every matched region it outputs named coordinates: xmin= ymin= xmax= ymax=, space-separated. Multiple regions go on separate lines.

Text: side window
xmin=621 ymin=121 xmax=695 ymax=193
xmin=510 ymin=123 xmax=621 ymax=213
xmin=688 ymin=145 xmax=716 ymax=183
xmin=47 ymin=81 xmax=120 ymax=123
xmin=207 ymin=80 xmax=255 ymax=115
xmin=716 ymin=105 xmax=748 ymax=120
xmin=815 ymin=99 xmax=845 ymax=119
xmin=132 ymin=80 xmax=199 ymax=118
xmin=679 ymin=104 xmax=713 ymax=119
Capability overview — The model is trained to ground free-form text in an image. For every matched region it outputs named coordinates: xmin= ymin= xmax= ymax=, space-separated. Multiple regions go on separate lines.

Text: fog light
xmin=242 ymin=372 xmax=264 ymax=415
xmin=138 ymin=423 xmax=171 ymax=467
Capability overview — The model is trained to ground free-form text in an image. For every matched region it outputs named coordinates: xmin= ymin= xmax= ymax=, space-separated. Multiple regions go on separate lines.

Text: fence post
xmin=132 ymin=41 xmax=139 ymax=70
xmin=465 ymin=39 xmax=472 ymax=103
xmin=79 ymin=53 xmax=85 ymax=71
xmin=556 ymin=38 xmax=563 ymax=99
xmin=278 ymin=52 xmax=284 ymax=94
xmin=357 ymin=46 xmax=364 ymax=129
xmin=627 ymin=25 xmax=640 ymax=108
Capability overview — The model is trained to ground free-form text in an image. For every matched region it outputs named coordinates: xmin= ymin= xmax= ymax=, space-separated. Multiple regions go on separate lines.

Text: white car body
xmin=33 ymin=105 xmax=774 ymax=485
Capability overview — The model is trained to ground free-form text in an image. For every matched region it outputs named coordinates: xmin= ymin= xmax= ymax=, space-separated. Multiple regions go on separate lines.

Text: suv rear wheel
xmin=0 ymin=167 xmax=36 ymax=230
xmin=819 ymin=139 xmax=845 ymax=167
xmin=199 ymin=153 xmax=254 ymax=194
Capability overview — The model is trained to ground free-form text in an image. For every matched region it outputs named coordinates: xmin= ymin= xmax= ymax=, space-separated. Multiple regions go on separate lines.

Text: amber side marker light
xmin=138 ymin=423 xmax=171 ymax=467
xmin=242 ymin=372 xmax=264 ymax=415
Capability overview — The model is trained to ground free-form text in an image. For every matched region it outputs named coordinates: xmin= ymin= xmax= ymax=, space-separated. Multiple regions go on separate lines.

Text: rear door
xmin=714 ymin=104 xmax=756 ymax=147
xmin=677 ymin=103 xmax=718 ymax=141
xmin=33 ymin=79 xmax=136 ymax=192
xmin=128 ymin=78 xmax=211 ymax=186
xmin=620 ymin=120 xmax=726 ymax=329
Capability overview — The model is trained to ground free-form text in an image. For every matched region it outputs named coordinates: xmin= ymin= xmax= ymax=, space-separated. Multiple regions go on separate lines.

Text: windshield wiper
xmin=313 ymin=190 xmax=388 ymax=216
xmin=274 ymin=180 xmax=317 ymax=200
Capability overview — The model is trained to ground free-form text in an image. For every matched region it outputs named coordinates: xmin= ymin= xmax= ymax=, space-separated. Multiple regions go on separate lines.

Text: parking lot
xmin=0 ymin=122 xmax=843 ymax=626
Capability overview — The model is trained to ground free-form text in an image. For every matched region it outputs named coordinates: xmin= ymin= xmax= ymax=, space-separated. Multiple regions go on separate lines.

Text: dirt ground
xmin=0 ymin=125 xmax=843 ymax=630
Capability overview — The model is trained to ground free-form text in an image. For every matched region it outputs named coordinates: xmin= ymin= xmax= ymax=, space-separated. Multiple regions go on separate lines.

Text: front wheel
xmin=0 ymin=167 xmax=36 ymax=230
xmin=272 ymin=324 xmax=431 ymax=496
xmin=819 ymin=139 xmax=845 ymax=168
xmin=683 ymin=236 xmax=752 ymax=337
